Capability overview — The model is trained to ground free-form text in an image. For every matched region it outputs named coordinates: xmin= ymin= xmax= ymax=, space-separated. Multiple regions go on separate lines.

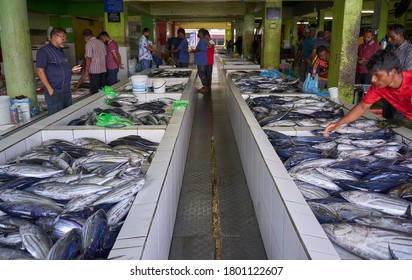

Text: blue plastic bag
xmin=303 ymin=74 xmax=319 ymax=94
xmin=260 ymin=69 xmax=281 ymax=78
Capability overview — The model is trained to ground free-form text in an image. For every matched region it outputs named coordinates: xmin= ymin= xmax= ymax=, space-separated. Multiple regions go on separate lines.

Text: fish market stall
xmin=225 ymin=81 xmax=412 ymax=259
xmin=46 ymin=70 xmax=197 ymax=128
xmin=0 ymin=70 xmax=198 ymax=259
xmin=227 ymin=70 xmax=301 ymax=95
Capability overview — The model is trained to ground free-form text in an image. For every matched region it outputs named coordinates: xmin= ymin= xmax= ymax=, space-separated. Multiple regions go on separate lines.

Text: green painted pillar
xmin=373 ymin=0 xmax=389 ymax=44
xmin=283 ymin=18 xmax=292 ymax=44
xmin=328 ymin=0 xmax=362 ymax=102
xmin=141 ymin=15 xmax=154 ymax=42
xmin=235 ymin=20 xmax=243 ymax=40
xmin=243 ymin=12 xmax=255 ymax=59
xmin=225 ymin=26 xmax=232 ymax=43
xmin=0 ymin=0 xmax=36 ymax=103
xmin=262 ymin=0 xmax=282 ymax=69
xmin=291 ymin=17 xmax=298 ymax=46
xmin=317 ymin=10 xmax=325 ymax=31
xmin=231 ymin=21 xmax=235 ymax=42
xmin=105 ymin=5 xmax=128 ymax=46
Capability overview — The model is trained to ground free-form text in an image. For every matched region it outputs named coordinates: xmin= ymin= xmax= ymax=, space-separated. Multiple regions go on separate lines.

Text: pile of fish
xmin=148 ymin=69 xmax=191 ymax=78
xmin=247 ymin=95 xmax=344 ymax=127
xmin=264 ymin=122 xmax=412 ymax=260
xmin=0 ymin=135 xmax=158 ymax=260
xmin=121 ymin=83 xmax=186 ymax=93
xmin=68 ymin=95 xmax=174 ymax=126
xmin=229 ymin=71 xmax=300 ymax=94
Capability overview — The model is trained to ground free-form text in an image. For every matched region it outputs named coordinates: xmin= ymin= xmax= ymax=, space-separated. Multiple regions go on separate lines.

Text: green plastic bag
xmin=100 ymin=86 xmax=118 ymax=105
xmin=95 ymin=112 xmax=134 ymax=128
xmin=172 ymin=100 xmax=189 ymax=114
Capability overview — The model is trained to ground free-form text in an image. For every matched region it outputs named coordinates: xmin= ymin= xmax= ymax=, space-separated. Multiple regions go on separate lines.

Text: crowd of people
xmin=36 ymin=28 xmax=123 ymax=116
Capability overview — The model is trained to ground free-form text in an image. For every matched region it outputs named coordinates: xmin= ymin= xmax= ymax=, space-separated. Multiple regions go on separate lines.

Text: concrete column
xmin=235 ymin=20 xmax=243 ymax=41
xmin=243 ymin=13 xmax=255 ymax=59
xmin=0 ymin=0 xmax=37 ymax=103
xmin=291 ymin=17 xmax=298 ymax=46
xmin=317 ymin=10 xmax=325 ymax=31
xmin=225 ymin=25 xmax=232 ymax=43
xmin=283 ymin=18 xmax=292 ymax=44
xmin=373 ymin=0 xmax=389 ymax=44
xmin=231 ymin=21 xmax=235 ymax=43
xmin=262 ymin=0 xmax=282 ymax=69
xmin=328 ymin=0 xmax=362 ymax=102
xmin=105 ymin=5 xmax=128 ymax=46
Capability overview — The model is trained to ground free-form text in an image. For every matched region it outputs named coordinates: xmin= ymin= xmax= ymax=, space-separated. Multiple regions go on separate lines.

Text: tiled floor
xmin=169 ymin=64 xmax=267 ymax=260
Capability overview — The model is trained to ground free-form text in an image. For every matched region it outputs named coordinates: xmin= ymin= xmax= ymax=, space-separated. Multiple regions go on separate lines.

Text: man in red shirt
xmin=99 ymin=31 xmax=123 ymax=86
xmin=324 ymin=49 xmax=412 ymax=137
xmin=204 ymin=30 xmax=215 ymax=93
xmin=356 ymin=29 xmax=381 ymax=84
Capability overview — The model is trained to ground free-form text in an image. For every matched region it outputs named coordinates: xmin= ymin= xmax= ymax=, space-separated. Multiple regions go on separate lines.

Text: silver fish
xmin=0 ymin=247 xmax=34 ymax=260
xmin=0 ymin=164 xmax=64 ymax=178
xmin=46 ymin=229 xmax=82 ymax=260
xmin=295 ymin=181 xmax=331 ymax=200
xmin=62 ymin=193 xmax=102 ymax=214
xmin=26 ymin=182 xmax=113 ymax=201
xmin=82 ymin=209 xmax=107 ymax=259
xmin=107 ymin=196 xmax=135 ymax=226
xmin=309 ymin=202 xmax=385 ymax=224
xmin=288 ymin=159 xmax=339 ymax=174
xmin=291 ymin=169 xmax=342 ymax=191
xmin=341 ymin=191 xmax=411 ymax=216
xmin=20 ymin=223 xmax=53 ymax=260
xmin=336 ymin=126 xmax=365 ymax=134
xmin=0 ymin=189 xmax=62 ymax=210
xmin=315 ymin=167 xmax=359 ymax=181
xmin=354 ymin=216 xmax=412 ymax=234
xmin=92 ymin=178 xmax=145 ymax=206
xmin=0 ymin=232 xmax=22 ymax=247
xmin=350 ymin=139 xmax=387 ymax=148
xmin=322 ymin=223 xmax=412 ymax=260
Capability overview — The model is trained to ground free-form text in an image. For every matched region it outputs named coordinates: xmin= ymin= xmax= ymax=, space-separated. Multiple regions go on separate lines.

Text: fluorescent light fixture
xmin=361 ymin=10 xmax=374 ymax=14
xmin=297 ymin=21 xmax=309 ymax=24
xmin=324 ymin=17 xmax=333 ymax=20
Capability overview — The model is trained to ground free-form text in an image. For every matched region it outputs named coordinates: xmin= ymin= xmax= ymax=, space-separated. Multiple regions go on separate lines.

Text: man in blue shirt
xmin=191 ymin=29 xmax=208 ymax=93
xmin=170 ymin=28 xmax=189 ymax=68
xmin=36 ymin=28 xmax=80 ymax=116
xmin=297 ymin=27 xmax=317 ymax=80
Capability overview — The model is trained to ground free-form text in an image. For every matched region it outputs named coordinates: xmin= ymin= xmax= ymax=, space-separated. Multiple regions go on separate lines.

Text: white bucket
xmin=0 ymin=96 xmax=11 ymax=125
xmin=131 ymin=75 xmax=148 ymax=93
xmin=13 ymin=98 xmax=31 ymax=122
xmin=328 ymin=87 xmax=339 ymax=99
xmin=153 ymin=79 xmax=166 ymax=94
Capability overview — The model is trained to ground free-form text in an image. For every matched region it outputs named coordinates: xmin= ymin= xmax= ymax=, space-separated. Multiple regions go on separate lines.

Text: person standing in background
xmin=169 ymin=35 xmax=181 ymax=66
xmin=77 ymin=29 xmax=107 ymax=94
xmin=204 ymin=30 xmax=215 ymax=93
xmin=384 ymin=24 xmax=412 ymax=120
xmin=138 ymin=28 xmax=160 ymax=70
xmin=98 ymin=31 xmax=123 ymax=86
xmin=191 ymin=28 xmax=208 ymax=93
xmin=170 ymin=28 xmax=189 ymax=68
xmin=36 ymin=28 xmax=81 ymax=115
xmin=356 ymin=29 xmax=381 ymax=84
xmin=297 ymin=27 xmax=317 ymax=81
xmin=234 ymin=36 xmax=243 ymax=56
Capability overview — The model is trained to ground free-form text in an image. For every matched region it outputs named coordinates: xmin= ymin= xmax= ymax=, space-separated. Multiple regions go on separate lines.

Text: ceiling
xmin=58 ymin=1 xmax=409 ymax=23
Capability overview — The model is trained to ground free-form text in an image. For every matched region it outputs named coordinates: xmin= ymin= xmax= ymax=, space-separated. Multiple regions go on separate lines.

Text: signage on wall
xmin=108 ymin=12 xmax=121 ymax=23
xmin=104 ymin=0 xmax=123 ymax=13
xmin=266 ymin=7 xmax=281 ymax=21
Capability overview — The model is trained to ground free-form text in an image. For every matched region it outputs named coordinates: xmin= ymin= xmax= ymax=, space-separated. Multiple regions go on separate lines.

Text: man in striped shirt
xmin=80 ymin=29 xmax=107 ymax=94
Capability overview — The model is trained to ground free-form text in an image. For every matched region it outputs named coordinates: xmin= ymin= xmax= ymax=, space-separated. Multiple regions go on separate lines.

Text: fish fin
xmin=401 ymin=204 xmax=412 ymax=220
xmin=388 ymin=244 xmax=399 ymax=260
xmin=76 ymin=171 xmax=83 ymax=184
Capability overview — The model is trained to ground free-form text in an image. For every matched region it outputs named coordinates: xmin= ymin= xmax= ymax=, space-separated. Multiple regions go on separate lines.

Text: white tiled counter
xmin=0 ymin=70 xmax=199 ymax=260
xmin=225 ymin=80 xmax=412 ymax=259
